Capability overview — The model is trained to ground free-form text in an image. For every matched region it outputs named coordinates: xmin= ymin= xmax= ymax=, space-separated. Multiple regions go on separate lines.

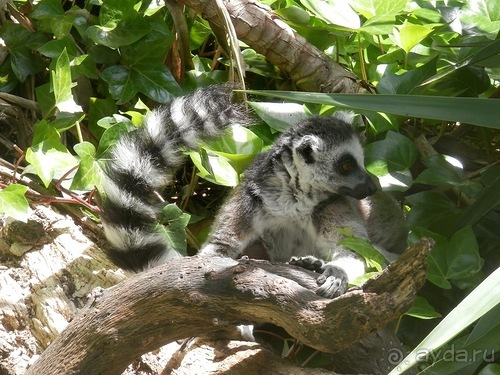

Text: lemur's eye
xmin=337 ymin=155 xmax=355 ymax=175
xmin=340 ymin=161 xmax=352 ymax=173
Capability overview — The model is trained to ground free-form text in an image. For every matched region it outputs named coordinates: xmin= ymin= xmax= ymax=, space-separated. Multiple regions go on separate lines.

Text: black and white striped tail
xmin=100 ymin=85 xmax=248 ymax=271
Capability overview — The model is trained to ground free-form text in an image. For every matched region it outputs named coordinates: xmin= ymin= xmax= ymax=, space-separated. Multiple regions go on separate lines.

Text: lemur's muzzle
xmin=339 ymin=172 xmax=377 ymax=200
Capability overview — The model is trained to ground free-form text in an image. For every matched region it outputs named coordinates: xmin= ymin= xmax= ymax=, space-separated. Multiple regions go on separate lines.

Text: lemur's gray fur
xmin=101 ymin=85 xmax=407 ymax=299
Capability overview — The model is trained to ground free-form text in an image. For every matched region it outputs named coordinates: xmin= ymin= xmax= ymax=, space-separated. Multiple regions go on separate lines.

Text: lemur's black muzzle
xmin=339 ymin=172 xmax=377 ymax=200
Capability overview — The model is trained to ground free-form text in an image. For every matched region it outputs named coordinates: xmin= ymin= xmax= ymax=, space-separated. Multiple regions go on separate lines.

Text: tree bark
xmin=25 ymin=238 xmax=432 ymax=375
xmin=179 ymin=0 xmax=365 ymax=93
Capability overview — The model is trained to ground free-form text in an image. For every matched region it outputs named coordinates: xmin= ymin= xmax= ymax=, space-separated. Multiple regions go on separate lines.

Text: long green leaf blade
xmin=388 ymin=267 xmax=500 ymax=375
xmin=244 ymin=91 xmax=500 ymax=129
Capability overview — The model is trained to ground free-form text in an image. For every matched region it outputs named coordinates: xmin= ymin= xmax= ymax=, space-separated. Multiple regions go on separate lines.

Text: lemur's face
xmin=291 ymin=121 xmax=377 ymax=200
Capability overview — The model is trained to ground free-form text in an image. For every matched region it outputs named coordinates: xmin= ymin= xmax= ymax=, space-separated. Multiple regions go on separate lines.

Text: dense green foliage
xmin=0 ymin=0 xmax=499 ymax=373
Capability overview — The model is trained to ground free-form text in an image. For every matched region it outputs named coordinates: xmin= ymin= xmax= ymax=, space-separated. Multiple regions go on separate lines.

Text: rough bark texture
xmin=24 ymin=238 xmax=431 ymax=375
xmin=179 ymin=0 xmax=365 ymax=93
xmin=0 ymin=206 xmax=126 ymax=374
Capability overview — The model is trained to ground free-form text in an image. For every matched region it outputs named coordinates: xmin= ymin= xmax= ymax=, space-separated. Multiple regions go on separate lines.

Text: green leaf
xmin=301 ymin=0 xmax=360 ymax=29
xmin=241 ymin=49 xmax=281 ymax=79
xmin=413 ymin=227 xmax=484 ymax=289
xmin=406 ymin=192 xmax=462 ymax=237
xmin=392 ymin=21 xmax=433 ymax=53
xmin=458 ymin=173 xmax=500 ymax=228
xmin=248 ymin=101 xmax=309 ymax=132
xmin=71 ymin=142 xmax=103 ymax=191
xmin=359 ymin=14 xmax=397 ymax=34
xmin=100 ymin=65 xmax=137 ymax=104
xmin=377 ymin=57 xmax=437 ymax=94
xmin=25 ymin=121 xmax=78 ymax=187
xmin=158 ymin=203 xmax=191 ymax=256
xmin=131 ymin=64 xmax=182 ymax=103
xmin=338 ymin=236 xmax=387 ymax=271
xmin=52 ymin=49 xmax=82 ymax=113
xmin=350 ymin=0 xmax=409 ymax=19
xmin=31 ymin=0 xmax=65 ymax=18
xmin=389 ymin=267 xmax=500 ymax=375
xmin=414 ymin=155 xmax=464 ymax=188
xmin=188 ymin=150 xmax=240 ymax=187
xmin=0 ymin=184 xmax=31 ymax=222
xmin=479 ymin=364 xmax=500 ymax=375
xmin=365 ymin=131 xmax=417 ymax=191
xmin=71 ymin=55 xmax=98 ymax=80
xmin=51 ymin=112 xmax=86 ymax=132
xmin=405 ymin=296 xmax=442 ymax=319
xmin=201 ymin=125 xmax=263 ymax=174
xmin=275 ymin=5 xmax=311 ymax=24
xmin=38 ymin=38 xmax=78 ymax=59
xmin=420 ymin=39 xmax=500 ymax=87
xmin=447 ymin=227 xmax=484 ymax=282
xmin=96 ymin=118 xmax=134 ymax=158
xmin=244 ymin=91 xmax=500 ymax=129
xmin=460 ymin=0 xmax=500 ymax=39
xmin=34 ymin=83 xmax=56 ymax=118
xmin=88 ymin=96 xmax=118 ymax=138
xmin=101 ymin=64 xmax=181 ymax=104
xmin=0 ymin=22 xmax=47 ymax=81
xmin=120 ymin=17 xmax=174 ymax=66
xmin=87 ymin=0 xmax=151 ymax=48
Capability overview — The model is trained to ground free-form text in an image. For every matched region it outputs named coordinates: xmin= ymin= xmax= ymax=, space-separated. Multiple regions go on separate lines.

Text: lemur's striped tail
xmin=101 ymin=85 xmax=248 ymax=271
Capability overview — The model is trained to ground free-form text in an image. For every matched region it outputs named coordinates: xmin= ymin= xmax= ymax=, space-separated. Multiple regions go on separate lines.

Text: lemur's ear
xmin=295 ymin=135 xmax=321 ymax=164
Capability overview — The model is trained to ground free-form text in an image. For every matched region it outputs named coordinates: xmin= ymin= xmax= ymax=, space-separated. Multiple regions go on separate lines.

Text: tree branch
xmin=26 ymin=239 xmax=432 ymax=375
xmin=179 ymin=0 xmax=365 ymax=93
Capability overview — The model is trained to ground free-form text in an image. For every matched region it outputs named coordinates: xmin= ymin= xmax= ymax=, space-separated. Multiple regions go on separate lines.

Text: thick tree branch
xmin=179 ymin=0 xmax=365 ymax=93
xmin=26 ymin=239 xmax=432 ymax=375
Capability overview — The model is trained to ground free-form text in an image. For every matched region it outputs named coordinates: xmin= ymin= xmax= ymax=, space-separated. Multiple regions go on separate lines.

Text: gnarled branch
xmin=26 ymin=239 xmax=432 ymax=375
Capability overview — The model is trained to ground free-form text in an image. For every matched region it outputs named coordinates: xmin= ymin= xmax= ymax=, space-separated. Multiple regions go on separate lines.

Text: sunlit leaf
xmin=301 ymin=0 xmax=360 ymax=29
xmin=0 ymin=184 xmax=31 ymax=222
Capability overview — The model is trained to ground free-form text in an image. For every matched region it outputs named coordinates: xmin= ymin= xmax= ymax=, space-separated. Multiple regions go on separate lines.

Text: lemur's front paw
xmin=316 ymin=264 xmax=348 ymax=299
xmin=289 ymin=256 xmax=348 ymax=299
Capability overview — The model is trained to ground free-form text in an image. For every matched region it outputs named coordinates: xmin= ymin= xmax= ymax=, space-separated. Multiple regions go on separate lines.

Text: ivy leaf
xmin=392 ymin=21 xmax=433 ymax=53
xmin=0 ymin=184 xmax=31 ymax=222
xmin=100 ymin=65 xmax=137 ymax=104
xmin=301 ymin=0 xmax=360 ymax=29
xmin=96 ymin=117 xmax=134 ymax=158
xmin=101 ymin=64 xmax=181 ymax=104
xmin=86 ymin=0 xmax=151 ymax=48
xmin=411 ymin=227 xmax=484 ymax=289
xmin=0 ymin=22 xmax=47 ymax=81
xmin=248 ymin=101 xmax=309 ymax=132
xmin=406 ymin=192 xmax=462 ymax=237
xmin=38 ymin=37 xmax=78 ymax=59
xmin=377 ymin=57 xmax=438 ymax=95
xmin=365 ymin=131 xmax=417 ymax=191
xmin=25 ymin=121 xmax=78 ymax=188
xmin=405 ymin=296 xmax=442 ymax=319
xmin=71 ymin=142 xmax=103 ymax=191
xmin=460 ymin=0 xmax=500 ymax=39
xmin=338 ymin=236 xmax=387 ymax=271
xmin=52 ymin=48 xmax=82 ymax=113
xmin=350 ymin=0 xmax=409 ymax=19
xmin=131 ymin=64 xmax=182 ymax=103
xmin=188 ymin=150 xmax=240 ymax=187
xmin=202 ymin=125 xmax=263 ymax=174
xmin=158 ymin=203 xmax=191 ymax=257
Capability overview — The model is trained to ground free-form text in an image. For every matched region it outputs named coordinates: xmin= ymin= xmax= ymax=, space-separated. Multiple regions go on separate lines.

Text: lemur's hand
xmin=289 ymin=256 xmax=348 ymax=299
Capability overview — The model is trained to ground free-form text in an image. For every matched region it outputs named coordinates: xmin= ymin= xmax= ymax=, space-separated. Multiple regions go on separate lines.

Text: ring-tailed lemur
xmin=101 ymin=85 xmax=406 ymax=299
